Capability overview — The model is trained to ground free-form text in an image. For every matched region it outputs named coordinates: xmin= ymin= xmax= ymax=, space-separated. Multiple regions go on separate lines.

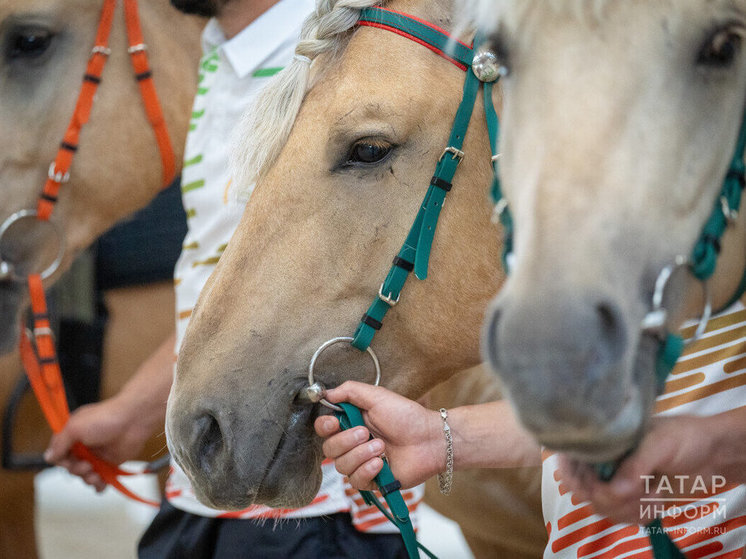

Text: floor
xmin=35 ymin=465 xmax=475 ymax=558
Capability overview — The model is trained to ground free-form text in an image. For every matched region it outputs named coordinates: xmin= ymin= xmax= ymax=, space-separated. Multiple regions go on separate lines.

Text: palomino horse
xmin=0 ymin=1 xmax=202 ymax=555
xmin=168 ymin=0 xmax=544 ymax=556
xmin=477 ymin=0 xmax=746 ymax=463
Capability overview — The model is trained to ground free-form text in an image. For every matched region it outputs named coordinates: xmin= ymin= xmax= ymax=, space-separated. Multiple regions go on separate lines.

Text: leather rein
xmin=0 ymin=0 xmax=177 ymax=507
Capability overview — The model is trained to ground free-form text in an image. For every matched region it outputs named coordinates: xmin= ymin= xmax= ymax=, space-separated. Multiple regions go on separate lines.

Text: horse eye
xmin=347 ymin=141 xmax=392 ymax=165
xmin=698 ymin=29 xmax=742 ymax=67
xmin=6 ymin=28 xmax=54 ymax=61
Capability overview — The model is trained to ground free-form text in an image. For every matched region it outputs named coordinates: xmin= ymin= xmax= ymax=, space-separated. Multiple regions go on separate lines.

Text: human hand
xmin=557 ymin=415 xmax=731 ymax=525
xmin=45 ymin=394 xmax=161 ymax=492
xmin=313 ymin=381 xmax=443 ymax=491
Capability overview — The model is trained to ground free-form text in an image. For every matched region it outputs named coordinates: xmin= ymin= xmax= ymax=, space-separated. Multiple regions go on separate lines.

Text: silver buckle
xmin=127 ymin=43 xmax=148 ymax=54
xmin=47 ymin=162 xmax=70 ymax=184
xmin=33 ymin=326 xmax=55 ymax=340
xmin=721 ymin=196 xmax=738 ymax=223
xmin=378 ymin=283 xmax=400 ymax=307
xmin=491 ymin=198 xmax=509 ymax=225
xmin=439 ymin=146 xmax=464 ymax=163
xmin=91 ymin=46 xmax=112 ymax=56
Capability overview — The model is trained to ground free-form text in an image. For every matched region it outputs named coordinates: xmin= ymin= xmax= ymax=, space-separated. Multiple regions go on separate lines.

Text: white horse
xmin=476 ymin=0 xmax=746 ymax=463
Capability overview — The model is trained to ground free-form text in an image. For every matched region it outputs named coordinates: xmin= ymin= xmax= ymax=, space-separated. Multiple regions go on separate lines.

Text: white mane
xmin=230 ymin=0 xmax=384 ymax=198
xmin=462 ymin=0 xmax=612 ymax=34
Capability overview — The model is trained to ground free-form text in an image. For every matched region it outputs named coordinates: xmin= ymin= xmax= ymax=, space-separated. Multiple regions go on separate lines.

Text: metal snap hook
xmin=306 ymin=336 xmax=381 ymax=412
xmin=0 ymin=209 xmax=65 ymax=282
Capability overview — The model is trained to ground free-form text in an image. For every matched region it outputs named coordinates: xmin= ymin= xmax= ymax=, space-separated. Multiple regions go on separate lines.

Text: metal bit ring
xmin=0 ymin=209 xmax=65 ymax=282
xmin=307 ymin=336 xmax=381 ymax=411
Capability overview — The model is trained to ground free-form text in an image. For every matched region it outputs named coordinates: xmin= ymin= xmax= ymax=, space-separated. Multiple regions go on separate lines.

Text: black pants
xmin=138 ymin=500 xmax=409 ymax=559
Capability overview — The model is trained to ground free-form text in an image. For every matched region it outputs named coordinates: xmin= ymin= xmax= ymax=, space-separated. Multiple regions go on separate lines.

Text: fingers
xmin=314 ymin=415 xmax=340 ymax=438
xmin=321 ymin=426 xmax=371 ymax=459
xmin=324 ymin=381 xmax=386 ymax=409
xmin=331 ymin=437 xmax=384 ymax=478
xmin=346 ymin=457 xmax=384 ymax=491
xmin=317 ymin=423 xmax=385 ymax=491
xmin=45 ymin=430 xmax=76 ymax=465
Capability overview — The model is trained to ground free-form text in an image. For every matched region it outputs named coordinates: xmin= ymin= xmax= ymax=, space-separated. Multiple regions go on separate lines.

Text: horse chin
xmin=534 ymin=388 xmax=647 ymax=462
xmin=0 ymin=283 xmax=23 ymax=354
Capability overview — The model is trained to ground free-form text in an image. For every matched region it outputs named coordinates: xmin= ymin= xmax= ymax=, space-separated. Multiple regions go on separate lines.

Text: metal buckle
xmin=127 ymin=44 xmax=148 ymax=54
xmin=47 ymin=162 xmax=70 ymax=184
xmin=91 ymin=46 xmax=112 ymax=57
xmin=491 ymin=198 xmax=509 ymax=225
xmin=439 ymin=146 xmax=464 ymax=163
xmin=33 ymin=326 xmax=55 ymax=340
xmin=721 ymin=196 xmax=738 ymax=223
xmin=306 ymin=337 xmax=381 ymax=411
xmin=378 ymin=283 xmax=400 ymax=307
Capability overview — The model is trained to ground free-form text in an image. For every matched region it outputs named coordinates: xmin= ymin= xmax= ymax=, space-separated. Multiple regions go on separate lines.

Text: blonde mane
xmin=230 ymin=0 xmax=385 ymax=197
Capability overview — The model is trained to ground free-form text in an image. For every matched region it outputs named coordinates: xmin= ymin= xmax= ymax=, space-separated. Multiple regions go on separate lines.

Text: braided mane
xmin=230 ymin=0 xmax=385 ymax=197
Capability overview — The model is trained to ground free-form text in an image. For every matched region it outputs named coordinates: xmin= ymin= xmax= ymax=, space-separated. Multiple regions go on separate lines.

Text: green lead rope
xmin=335 ymin=403 xmax=438 ymax=559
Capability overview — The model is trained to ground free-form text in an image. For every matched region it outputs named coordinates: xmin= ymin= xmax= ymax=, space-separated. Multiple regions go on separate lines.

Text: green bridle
xmin=350 ymin=6 xmax=502 ymax=352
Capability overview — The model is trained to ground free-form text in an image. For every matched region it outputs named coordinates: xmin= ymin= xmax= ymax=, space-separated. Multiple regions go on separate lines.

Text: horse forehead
xmin=2 ymin=0 xmax=92 ymax=17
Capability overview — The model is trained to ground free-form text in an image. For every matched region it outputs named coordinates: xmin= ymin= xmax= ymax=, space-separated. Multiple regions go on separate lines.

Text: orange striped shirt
xmin=543 ymin=302 xmax=746 ymax=557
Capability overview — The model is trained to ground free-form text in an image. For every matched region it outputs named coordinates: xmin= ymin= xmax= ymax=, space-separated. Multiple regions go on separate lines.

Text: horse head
xmin=0 ymin=0 xmax=201 ymax=353
xmin=480 ymin=0 xmax=746 ymax=462
xmin=167 ymin=0 xmax=504 ymax=510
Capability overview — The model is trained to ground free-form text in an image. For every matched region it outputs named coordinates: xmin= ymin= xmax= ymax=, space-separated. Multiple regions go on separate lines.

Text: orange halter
xmin=19 ymin=0 xmax=178 ymax=507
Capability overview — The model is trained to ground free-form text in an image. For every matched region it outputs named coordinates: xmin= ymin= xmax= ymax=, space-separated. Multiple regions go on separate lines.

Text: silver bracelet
xmin=437 ymin=408 xmax=453 ymax=495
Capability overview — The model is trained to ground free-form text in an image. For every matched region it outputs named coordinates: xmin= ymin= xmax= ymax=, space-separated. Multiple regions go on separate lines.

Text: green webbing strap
xmin=483 ymin=81 xmax=514 ymax=270
xmin=335 ymin=403 xmax=438 ymax=559
xmin=358 ymin=7 xmax=473 ymax=67
xmin=689 ymin=104 xmax=746 ymax=282
xmin=351 ymin=44 xmax=480 ymax=351
xmin=648 ymin=518 xmax=687 ymax=559
xmin=415 ymin=71 xmax=481 ymax=280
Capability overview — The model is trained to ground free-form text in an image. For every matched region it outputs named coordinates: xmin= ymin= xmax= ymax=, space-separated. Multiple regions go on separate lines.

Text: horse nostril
xmin=193 ymin=412 xmax=226 ymax=473
xmin=595 ymin=301 xmax=626 ymax=363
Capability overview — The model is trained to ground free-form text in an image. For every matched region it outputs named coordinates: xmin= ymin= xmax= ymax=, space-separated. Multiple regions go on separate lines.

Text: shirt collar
xmin=201 ymin=0 xmax=315 ymax=79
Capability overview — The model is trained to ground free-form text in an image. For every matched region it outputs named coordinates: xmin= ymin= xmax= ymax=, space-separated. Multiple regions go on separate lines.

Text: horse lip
xmin=255 ymin=403 xmax=320 ymax=504
xmin=537 ymin=391 xmax=644 ymax=462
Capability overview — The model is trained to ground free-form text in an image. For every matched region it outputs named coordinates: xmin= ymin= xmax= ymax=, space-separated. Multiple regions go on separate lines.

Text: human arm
xmin=557 ymin=407 xmax=746 ymax=525
xmin=313 ymin=380 xmax=541 ymax=491
xmin=44 ymin=331 xmax=176 ymax=491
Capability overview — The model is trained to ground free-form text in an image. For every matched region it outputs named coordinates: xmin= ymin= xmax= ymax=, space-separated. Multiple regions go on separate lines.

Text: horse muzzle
xmin=166 ymin=383 xmax=324 ymax=510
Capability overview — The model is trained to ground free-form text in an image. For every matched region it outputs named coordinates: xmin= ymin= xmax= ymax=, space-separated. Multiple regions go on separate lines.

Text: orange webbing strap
xmin=37 ymin=0 xmax=117 ymax=221
xmin=20 ymin=274 xmax=160 ymax=507
xmin=123 ymin=0 xmax=176 ymax=187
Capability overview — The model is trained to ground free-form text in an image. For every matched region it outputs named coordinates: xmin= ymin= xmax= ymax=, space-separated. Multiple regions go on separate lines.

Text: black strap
xmin=392 ymin=256 xmax=414 ymax=272
xmin=379 ymin=479 xmax=402 ymax=496
xmin=430 ymin=176 xmax=452 ymax=192
xmin=361 ymin=313 xmax=383 ymax=330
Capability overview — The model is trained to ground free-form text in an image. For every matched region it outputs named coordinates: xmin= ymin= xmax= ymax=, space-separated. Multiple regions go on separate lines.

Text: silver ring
xmin=0 ymin=209 xmax=65 ymax=282
xmin=642 ymin=256 xmax=711 ymax=343
xmin=308 ymin=336 xmax=381 ymax=411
